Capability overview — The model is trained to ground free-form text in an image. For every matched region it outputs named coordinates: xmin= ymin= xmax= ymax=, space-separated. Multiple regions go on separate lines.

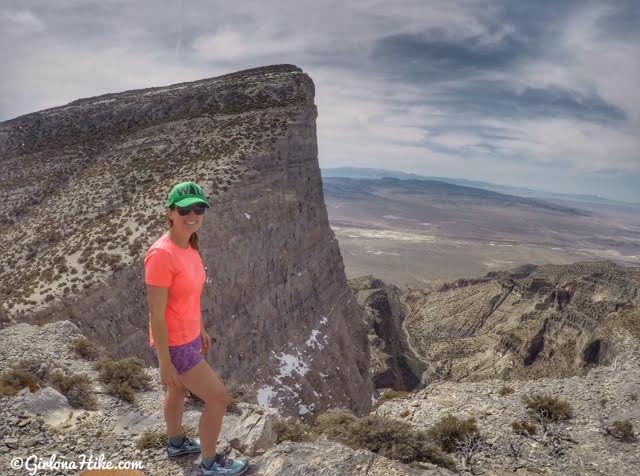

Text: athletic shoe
xmin=199 ymin=453 xmax=249 ymax=475
xmin=167 ymin=435 xmax=201 ymax=457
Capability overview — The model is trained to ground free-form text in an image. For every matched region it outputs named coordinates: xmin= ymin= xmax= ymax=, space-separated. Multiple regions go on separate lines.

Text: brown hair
xmin=167 ymin=205 xmax=200 ymax=251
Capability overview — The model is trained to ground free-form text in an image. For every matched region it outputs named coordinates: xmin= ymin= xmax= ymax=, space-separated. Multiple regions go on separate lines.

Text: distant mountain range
xmin=321 ymin=166 xmax=638 ymax=206
xmin=322 ymin=175 xmax=591 ymax=217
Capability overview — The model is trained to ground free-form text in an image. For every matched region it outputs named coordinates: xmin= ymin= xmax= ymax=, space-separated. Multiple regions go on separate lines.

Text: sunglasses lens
xmin=177 ymin=205 xmax=206 ymax=216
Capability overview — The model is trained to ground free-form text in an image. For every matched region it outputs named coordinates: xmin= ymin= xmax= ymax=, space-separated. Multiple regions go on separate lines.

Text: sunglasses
xmin=176 ymin=204 xmax=206 ymax=216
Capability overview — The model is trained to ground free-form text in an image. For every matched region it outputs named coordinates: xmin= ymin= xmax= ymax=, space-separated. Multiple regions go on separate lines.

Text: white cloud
xmin=0 ymin=1 xmax=638 ymax=200
xmin=0 ymin=9 xmax=45 ymax=34
xmin=192 ymin=26 xmax=308 ymax=61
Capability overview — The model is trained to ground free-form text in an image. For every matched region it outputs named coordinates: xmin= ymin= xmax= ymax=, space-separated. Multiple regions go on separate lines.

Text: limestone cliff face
xmin=0 ymin=64 xmax=372 ymax=417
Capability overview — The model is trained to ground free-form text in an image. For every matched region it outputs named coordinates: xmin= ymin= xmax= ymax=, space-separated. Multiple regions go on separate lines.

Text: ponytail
xmin=189 ymin=232 xmax=200 ymax=251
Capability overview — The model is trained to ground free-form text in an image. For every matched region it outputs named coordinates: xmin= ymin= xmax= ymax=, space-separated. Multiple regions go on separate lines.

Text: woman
xmin=144 ymin=181 xmax=249 ymax=476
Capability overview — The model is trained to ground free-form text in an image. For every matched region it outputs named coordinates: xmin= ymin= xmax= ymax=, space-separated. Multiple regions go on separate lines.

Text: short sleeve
xmin=144 ymin=248 xmax=173 ymax=287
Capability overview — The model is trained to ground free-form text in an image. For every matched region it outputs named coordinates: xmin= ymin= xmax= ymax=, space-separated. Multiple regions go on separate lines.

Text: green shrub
xmin=511 ymin=420 xmax=537 ymax=436
xmin=522 ymin=394 xmax=573 ymax=422
xmin=94 ymin=357 xmax=152 ymax=403
xmin=50 ymin=370 xmax=97 ymax=410
xmin=606 ymin=420 xmax=636 ymax=442
xmin=70 ymin=336 xmax=100 ymax=361
xmin=498 ymin=385 xmax=514 ymax=396
xmin=428 ymin=414 xmax=480 ymax=453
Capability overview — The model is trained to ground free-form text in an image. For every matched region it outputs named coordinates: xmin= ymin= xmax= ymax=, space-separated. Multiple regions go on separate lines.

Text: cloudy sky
xmin=1 ymin=1 xmax=638 ymax=202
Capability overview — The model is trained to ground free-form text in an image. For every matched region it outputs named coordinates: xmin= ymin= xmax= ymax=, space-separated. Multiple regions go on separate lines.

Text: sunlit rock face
xmin=403 ymin=261 xmax=640 ymax=383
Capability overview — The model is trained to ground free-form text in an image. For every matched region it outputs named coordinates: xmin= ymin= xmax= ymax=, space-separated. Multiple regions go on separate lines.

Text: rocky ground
xmin=2 ymin=320 xmax=638 ymax=475
xmin=0 ymin=321 xmax=445 ymax=475
xmin=375 ymin=351 xmax=640 ymax=475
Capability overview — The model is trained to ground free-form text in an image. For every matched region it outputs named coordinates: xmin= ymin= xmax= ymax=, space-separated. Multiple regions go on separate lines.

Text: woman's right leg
xmin=164 ymin=381 xmax=187 ymax=439
xmin=177 ymin=360 xmax=229 ymax=459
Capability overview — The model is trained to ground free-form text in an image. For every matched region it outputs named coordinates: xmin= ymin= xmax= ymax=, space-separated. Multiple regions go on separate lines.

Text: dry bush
xmin=351 ymin=415 xmax=455 ymax=469
xmin=226 ymin=383 xmax=254 ymax=415
xmin=311 ymin=409 xmax=358 ymax=441
xmin=226 ymin=394 xmax=241 ymax=415
xmin=375 ymin=389 xmax=411 ymax=408
xmin=522 ymin=394 xmax=573 ymax=422
xmin=606 ymin=420 xmax=636 ymax=442
xmin=50 ymin=370 xmax=97 ymax=410
xmin=511 ymin=420 xmax=537 ymax=436
xmin=498 ymin=385 xmax=514 ymax=396
xmin=70 ymin=336 xmax=100 ymax=361
xmin=135 ymin=429 xmax=167 ymax=450
xmin=456 ymin=433 xmax=485 ymax=473
xmin=273 ymin=417 xmax=312 ymax=444
xmin=273 ymin=409 xmax=456 ymax=470
xmin=0 ymin=368 xmax=38 ymax=395
xmin=0 ymin=359 xmax=48 ymax=395
xmin=94 ymin=357 xmax=152 ymax=403
xmin=428 ymin=414 xmax=480 ymax=453
xmin=310 ymin=409 xmax=456 ymax=470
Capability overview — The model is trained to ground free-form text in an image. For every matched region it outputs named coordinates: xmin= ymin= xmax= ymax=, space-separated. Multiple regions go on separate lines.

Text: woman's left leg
xmin=177 ymin=360 xmax=228 ymax=459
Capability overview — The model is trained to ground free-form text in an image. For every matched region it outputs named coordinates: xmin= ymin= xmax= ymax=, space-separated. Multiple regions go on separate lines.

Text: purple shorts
xmin=151 ymin=334 xmax=203 ymax=374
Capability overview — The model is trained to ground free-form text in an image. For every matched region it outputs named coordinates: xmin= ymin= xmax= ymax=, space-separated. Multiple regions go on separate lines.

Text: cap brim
xmin=173 ymin=197 xmax=210 ymax=208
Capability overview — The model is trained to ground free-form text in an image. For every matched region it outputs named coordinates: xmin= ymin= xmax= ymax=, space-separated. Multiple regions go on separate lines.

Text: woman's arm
xmin=146 ymin=284 xmax=180 ymax=387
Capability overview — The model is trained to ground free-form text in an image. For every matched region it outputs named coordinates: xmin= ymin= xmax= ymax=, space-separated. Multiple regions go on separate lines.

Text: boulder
xmin=13 ymin=386 xmax=87 ymax=427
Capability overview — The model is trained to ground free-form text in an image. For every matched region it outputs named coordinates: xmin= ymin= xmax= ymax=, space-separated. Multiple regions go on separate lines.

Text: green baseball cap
xmin=166 ymin=181 xmax=210 ymax=208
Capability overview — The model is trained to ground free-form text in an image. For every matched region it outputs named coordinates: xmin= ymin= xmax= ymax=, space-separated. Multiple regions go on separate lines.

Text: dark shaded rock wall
xmin=349 ymin=275 xmax=425 ymax=392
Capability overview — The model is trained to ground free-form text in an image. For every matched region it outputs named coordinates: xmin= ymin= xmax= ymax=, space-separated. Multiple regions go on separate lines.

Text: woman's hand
xmin=200 ymin=327 xmax=212 ymax=354
xmin=159 ymin=360 xmax=180 ymax=389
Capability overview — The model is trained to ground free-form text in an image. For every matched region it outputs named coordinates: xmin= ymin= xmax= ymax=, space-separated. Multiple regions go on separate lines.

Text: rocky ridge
xmin=403 ymin=261 xmax=640 ymax=383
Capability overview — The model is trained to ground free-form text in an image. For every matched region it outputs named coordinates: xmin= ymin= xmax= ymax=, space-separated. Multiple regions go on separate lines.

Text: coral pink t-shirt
xmin=144 ymin=233 xmax=206 ymax=347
